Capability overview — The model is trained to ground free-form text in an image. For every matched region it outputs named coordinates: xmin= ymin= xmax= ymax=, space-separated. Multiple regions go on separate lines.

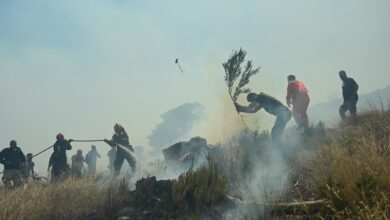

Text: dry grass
xmin=0 ymin=177 xmax=124 ymax=220
xmin=1 ymin=108 xmax=390 ymax=219
xmin=303 ymin=107 xmax=390 ymax=219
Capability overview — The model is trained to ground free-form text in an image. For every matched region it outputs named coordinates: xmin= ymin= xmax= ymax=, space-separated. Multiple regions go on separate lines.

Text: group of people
xmin=0 ymin=71 xmax=359 ymax=188
xmin=68 ymin=145 xmax=101 ymax=178
xmin=235 ymin=70 xmax=359 ymax=145
xmin=0 ymin=123 xmax=137 ymax=188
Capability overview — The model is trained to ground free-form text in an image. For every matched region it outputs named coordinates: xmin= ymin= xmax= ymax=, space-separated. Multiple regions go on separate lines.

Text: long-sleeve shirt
xmin=109 ymin=131 xmax=134 ymax=153
xmin=342 ymin=78 xmax=359 ymax=101
xmin=0 ymin=147 xmax=26 ymax=170
xmin=53 ymin=139 xmax=72 ymax=166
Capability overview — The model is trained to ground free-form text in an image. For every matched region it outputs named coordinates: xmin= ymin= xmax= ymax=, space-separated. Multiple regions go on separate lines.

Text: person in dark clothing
xmin=48 ymin=133 xmax=72 ymax=181
xmin=235 ymin=92 xmax=292 ymax=145
xmin=339 ymin=70 xmax=359 ymax=120
xmin=0 ymin=140 xmax=26 ymax=188
xmin=104 ymin=123 xmax=136 ymax=176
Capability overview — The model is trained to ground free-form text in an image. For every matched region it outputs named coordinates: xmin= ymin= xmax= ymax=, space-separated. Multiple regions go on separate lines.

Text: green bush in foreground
xmin=173 ymin=154 xmax=228 ymax=212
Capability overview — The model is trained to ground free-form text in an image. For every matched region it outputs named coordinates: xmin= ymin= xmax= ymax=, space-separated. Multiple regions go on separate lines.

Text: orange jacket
xmin=286 ymin=80 xmax=308 ymax=105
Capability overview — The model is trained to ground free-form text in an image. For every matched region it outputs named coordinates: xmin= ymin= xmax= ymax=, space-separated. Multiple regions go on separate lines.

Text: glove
xmin=68 ymin=139 xmax=74 ymax=143
xmin=287 ymin=103 xmax=291 ymax=108
xmin=104 ymin=139 xmax=113 ymax=146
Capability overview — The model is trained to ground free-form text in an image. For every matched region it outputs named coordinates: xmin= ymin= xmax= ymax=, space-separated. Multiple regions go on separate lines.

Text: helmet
xmin=56 ymin=133 xmax=64 ymax=140
xmin=114 ymin=123 xmax=123 ymax=132
xmin=10 ymin=140 xmax=17 ymax=147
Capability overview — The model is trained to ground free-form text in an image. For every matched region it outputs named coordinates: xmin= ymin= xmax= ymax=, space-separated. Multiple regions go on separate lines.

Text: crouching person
xmin=0 ymin=140 xmax=26 ymax=189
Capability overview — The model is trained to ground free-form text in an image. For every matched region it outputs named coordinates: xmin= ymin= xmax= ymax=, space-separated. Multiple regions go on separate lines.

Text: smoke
xmin=147 ymin=102 xmax=205 ymax=151
xmin=219 ymin=130 xmax=290 ymax=219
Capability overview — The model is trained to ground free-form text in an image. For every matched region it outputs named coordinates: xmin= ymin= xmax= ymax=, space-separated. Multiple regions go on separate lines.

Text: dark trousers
xmin=114 ymin=151 xmax=136 ymax=174
xmin=271 ymin=108 xmax=292 ymax=145
xmin=52 ymin=164 xmax=69 ymax=181
xmin=339 ymin=98 xmax=358 ymax=120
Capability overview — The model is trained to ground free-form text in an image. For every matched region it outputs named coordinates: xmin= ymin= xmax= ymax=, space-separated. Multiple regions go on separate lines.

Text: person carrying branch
xmin=286 ymin=75 xmax=310 ymax=130
xmin=104 ymin=123 xmax=136 ymax=176
xmin=235 ymin=92 xmax=292 ymax=145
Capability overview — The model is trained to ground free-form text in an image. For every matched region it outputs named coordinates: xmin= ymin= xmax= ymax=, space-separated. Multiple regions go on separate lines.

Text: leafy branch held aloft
xmin=222 ymin=48 xmax=260 ymax=103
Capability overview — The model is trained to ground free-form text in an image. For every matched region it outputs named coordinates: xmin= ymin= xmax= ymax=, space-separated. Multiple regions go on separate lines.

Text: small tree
xmin=222 ymin=48 xmax=260 ymax=126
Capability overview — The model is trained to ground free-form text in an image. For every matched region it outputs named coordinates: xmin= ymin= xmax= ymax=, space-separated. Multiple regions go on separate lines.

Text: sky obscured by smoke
xmin=0 ymin=0 xmax=389 ymax=171
xmin=148 ymin=102 xmax=204 ymax=151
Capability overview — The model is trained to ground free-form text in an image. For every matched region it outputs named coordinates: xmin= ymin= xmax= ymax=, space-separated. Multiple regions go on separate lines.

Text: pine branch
xmin=222 ymin=48 xmax=260 ymax=102
xmin=221 ymin=48 xmax=261 ymax=129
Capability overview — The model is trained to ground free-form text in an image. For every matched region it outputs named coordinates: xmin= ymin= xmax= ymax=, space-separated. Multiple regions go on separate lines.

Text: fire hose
xmin=0 ymin=139 xmax=106 ymax=175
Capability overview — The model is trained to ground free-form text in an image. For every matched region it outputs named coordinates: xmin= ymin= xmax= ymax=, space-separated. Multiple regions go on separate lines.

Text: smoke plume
xmin=147 ymin=102 xmax=204 ymax=151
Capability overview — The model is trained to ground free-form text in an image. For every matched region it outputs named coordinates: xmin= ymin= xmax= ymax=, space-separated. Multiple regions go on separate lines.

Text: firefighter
xmin=286 ymin=75 xmax=310 ymax=130
xmin=48 ymin=133 xmax=72 ymax=181
xmin=104 ymin=123 xmax=136 ymax=176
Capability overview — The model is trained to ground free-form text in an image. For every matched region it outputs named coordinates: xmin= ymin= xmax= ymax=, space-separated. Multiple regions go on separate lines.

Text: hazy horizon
xmin=1 ymin=0 xmax=390 ymax=171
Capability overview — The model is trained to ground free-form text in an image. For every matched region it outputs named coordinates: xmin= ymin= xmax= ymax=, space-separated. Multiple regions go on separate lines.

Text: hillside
xmin=0 ymin=107 xmax=389 ymax=219
xmin=309 ymin=85 xmax=390 ymax=124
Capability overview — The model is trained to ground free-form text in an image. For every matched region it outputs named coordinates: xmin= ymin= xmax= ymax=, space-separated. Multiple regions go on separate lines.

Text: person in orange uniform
xmin=286 ymin=75 xmax=310 ymax=130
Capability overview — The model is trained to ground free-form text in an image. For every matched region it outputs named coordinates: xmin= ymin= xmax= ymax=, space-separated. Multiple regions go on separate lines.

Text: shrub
xmin=173 ymin=154 xmax=228 ymax=212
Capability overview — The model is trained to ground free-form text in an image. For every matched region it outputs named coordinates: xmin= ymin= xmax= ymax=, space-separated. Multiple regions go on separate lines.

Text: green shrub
xmin=173 ymin=154 xmax=228 ymax=212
